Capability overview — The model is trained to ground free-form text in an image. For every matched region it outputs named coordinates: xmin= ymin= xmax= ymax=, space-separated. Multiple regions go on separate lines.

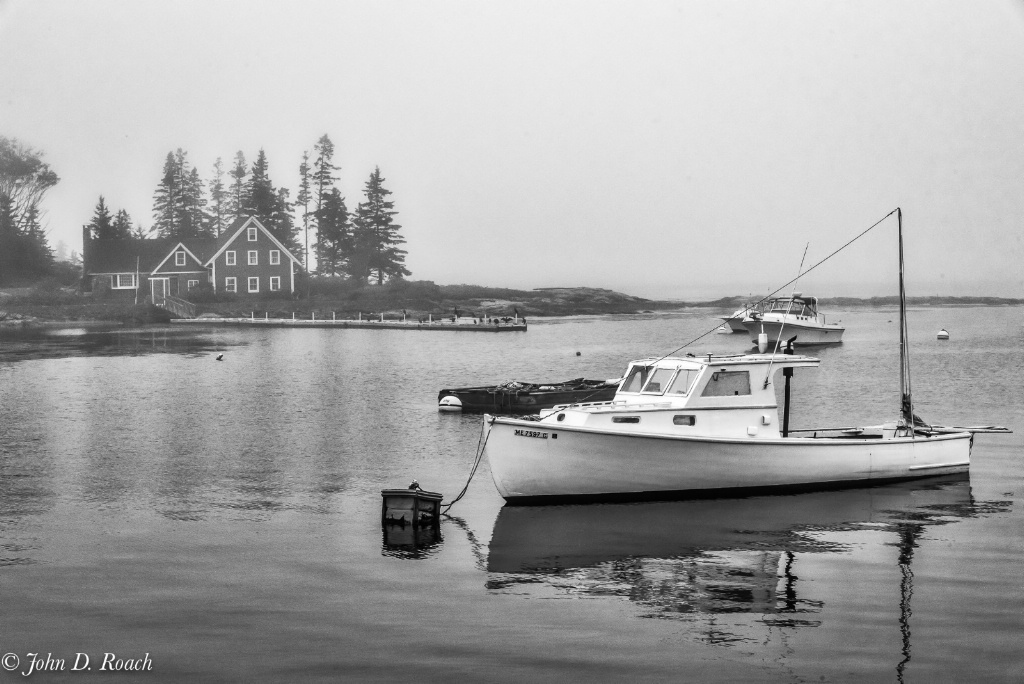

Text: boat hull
xmin=438 ymin=382 xmax=617 ymax=414
xmin=484 ymin=417 xmax=971 ymax=503
xmin=720 ymin=310 xmax=750 ymax=333
xmin=743 ymin=319 xmax=845 ymax=346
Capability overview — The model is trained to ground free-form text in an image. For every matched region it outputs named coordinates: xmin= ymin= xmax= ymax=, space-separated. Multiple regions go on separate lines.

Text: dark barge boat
xmin=438 ymin=378 xmax=620 ymax=414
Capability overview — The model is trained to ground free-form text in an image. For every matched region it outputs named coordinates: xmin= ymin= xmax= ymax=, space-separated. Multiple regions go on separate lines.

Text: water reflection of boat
xmin=487 ymin=476 xmax=973 ymax=620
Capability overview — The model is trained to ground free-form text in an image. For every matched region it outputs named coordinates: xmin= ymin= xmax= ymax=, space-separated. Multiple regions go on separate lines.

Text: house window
xmin=226 ymin=251 xmax=236 ymax=266
xmin=270 ymin=276 xmax=281 ymax=291
xmin=269 ymin=250 xmax=280 ymax=265
xmin=175 ymin=251 xmax=186 ymax=266
xmin=248 ymin=227 xmax=257 ymax=241
xmin=113 ymin=274 xmax=137 ymax=289
xmin=248 ymin=277 xmax=259 ymax=293
xmin=187 ymin=280 xmax=199 ymax=290
xmin=248 ymin=250 xmax=258 ymax=265
xmin=225 ymin=277 xmax=237 ymax=293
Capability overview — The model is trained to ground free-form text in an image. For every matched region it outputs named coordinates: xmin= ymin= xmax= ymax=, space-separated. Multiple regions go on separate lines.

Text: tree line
xmin=88 ymin=134 xmax=410 ymax=285
xmin=0 ymin=136 xmax=60 ymax=285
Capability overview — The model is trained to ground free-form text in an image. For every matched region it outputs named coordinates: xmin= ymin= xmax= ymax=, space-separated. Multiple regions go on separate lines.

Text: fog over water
xmin=2 ymin=1 xmax=1023 ymax=297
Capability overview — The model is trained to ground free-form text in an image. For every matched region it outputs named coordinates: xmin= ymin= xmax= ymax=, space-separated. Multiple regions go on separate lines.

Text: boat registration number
xmin=514 ymin=429 xmax=549 ymax=439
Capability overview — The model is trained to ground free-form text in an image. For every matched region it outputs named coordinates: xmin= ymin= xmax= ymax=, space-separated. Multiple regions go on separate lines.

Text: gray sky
xmin=2 ymin=0 xmax=1023 ymax=299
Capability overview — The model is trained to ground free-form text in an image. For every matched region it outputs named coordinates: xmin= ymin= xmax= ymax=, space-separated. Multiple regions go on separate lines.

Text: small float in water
xmin=937 ymin=329 xmax=949 ymax=340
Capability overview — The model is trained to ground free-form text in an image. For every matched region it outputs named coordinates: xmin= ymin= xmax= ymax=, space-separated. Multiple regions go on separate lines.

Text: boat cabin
xmin=547 ymin=353 xmax=820 ymax=439
xmin=765 ymin=294 xmax=821 ymax=321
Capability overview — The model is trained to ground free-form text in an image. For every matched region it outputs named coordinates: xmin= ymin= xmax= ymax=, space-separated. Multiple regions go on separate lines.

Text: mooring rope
xmin=441 ymin=419 xmax=490 ymax=513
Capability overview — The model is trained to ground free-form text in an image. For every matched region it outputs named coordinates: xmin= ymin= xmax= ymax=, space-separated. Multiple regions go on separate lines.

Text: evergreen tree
xmin=209 ymin=157 xmax=228 ymax=236
xmin=88 ymin=195 xmax=115 ymax=239
xmin=314 ymin=188 xmax=350 ymax=276
xmin=152 ymin=152 xmax=179 ymax=237
xmin=111 ymin=209 xmax=134 ymax=240
xmin=351 ymin=167 xmax=409 ymax=285
xmin=296 ymin=151 xmax=312 ymax=270
xmin=228 ymin=151 xmax=247 ymax=220
xmin=182 ymin=164 xmax=209 ymax=238
xmin=0 ymin=136 xmax=59 ymax=284
xmin=311 ymin=135 xmax=338 ymax=269
xmin=272 ymin=186 xmax=297 ymax=250
xmin=244 ymin=149 xmax=276 ymax=227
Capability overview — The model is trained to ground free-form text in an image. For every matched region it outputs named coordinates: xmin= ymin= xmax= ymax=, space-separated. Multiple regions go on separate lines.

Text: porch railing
xmin=154 ymin=294 xmax=197 ymax=319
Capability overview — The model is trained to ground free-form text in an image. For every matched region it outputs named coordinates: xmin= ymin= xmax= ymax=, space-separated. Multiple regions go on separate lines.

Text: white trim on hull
xmin=484 ymin=417 xmax=971 ymax=502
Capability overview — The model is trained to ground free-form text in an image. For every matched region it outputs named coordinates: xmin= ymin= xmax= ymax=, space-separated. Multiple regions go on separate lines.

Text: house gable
xmin=151 ymin=241 xmax=210 ymax=274
xmin=204 ymin=216 xmax=301 ymax=268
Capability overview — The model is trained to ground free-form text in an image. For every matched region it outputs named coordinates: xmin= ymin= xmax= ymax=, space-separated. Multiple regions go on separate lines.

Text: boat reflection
xmin=381 ymin=524 xmax=443 ymax=560
xmin=487 ymin=475 xmax=978 ymax=626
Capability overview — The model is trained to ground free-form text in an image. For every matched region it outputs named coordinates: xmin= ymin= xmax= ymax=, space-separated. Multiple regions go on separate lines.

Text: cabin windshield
xmin=641 ymin=367 xmax=676 ymax=394
xmin=667 ymin=368 xmax=700 ymax=395
xmin=620 ymin=365 xmax=653 ymax=393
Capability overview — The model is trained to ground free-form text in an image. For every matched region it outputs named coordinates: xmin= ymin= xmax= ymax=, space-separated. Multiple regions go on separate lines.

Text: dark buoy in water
xmin=576 ymin=351 xmax=581 ymax=356
xmin=216 ymin=354 xmax=224 ymax=361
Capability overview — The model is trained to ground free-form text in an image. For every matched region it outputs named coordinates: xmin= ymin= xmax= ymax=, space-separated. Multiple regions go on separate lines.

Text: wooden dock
xmin=170 ymin=316 xmax=527 ymax=332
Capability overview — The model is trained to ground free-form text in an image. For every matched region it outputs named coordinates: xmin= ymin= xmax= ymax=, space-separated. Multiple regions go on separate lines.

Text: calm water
xmin=1 ymin=307 xmax=1022 ymax=682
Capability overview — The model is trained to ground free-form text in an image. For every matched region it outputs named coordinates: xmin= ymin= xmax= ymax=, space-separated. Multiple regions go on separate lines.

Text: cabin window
xmin=248 ymin=277 xmax=259 ymax=293
xmin=269 ymin=276 xmax=281 ymax=291
xmin=248 ymin=250 xmax=258 ymax=265
xmin=620 ymin=365 xmax=653 ymax=393
xmin=668 ymin=369 xmax=700 ymax=395
xmin=175 ymin=251 xmax=186 ymax=266
xmin=612 ymin=416 xmax=640 ymax=423
xmin=269 ymin=250 xmax=280 ymax=265
xmin=187 ymin=279 xmax=199 ymax=289
xmin=673 ymin=415 xmax=696 ymax=426
xmin=225 ymin=277 xmax=237 ymax=292
xmin=112 ymin=274 xmax=136 ymax=288
xmin=701 ymin=370 xmax=751 ymax=397
xmin=641 ymin=367 xmax=675 ymax=394
xmin=248 ymin=227 xmax=257 ymax=241
xmin=226 ymin=251 xmax=236 ymax=266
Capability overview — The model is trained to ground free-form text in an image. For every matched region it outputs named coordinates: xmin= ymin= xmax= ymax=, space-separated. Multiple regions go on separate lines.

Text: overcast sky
xmin=2 ymin=0 xmax=1023 ymax=299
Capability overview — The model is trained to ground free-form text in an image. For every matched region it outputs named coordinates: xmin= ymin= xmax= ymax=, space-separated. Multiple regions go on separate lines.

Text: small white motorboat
xmin=719 ymin=303 xmax=759 ymax=333
xmin=480 ymin=209 xmax=1009 ymax=504
xmin=937 ymin=329 xmax=949 ymax=340
xmin=742 ymin=293 xmax=844 ymax=347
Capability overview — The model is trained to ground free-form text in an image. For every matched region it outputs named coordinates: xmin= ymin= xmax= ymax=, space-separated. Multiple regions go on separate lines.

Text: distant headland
xmin=1 ymin=280 xmax=1022 ymax=327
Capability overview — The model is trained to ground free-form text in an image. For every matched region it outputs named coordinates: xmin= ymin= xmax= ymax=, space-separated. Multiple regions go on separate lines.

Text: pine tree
xmin=88 ymin=195 xmax=115 ymax=239
xmin=209 ymin=157 xmax=228 ymax=237
xmin=228 ymin=151 xmax=247 ymax=220
xmin=111 ymin=209 xmax=134 ymax=240
xmin=314 ymin=188 xmax=350 ymax=276
xmin=244 ymin=149 xmax=276 ymax=227
xmin=296 ymin=151 xmax=312 ymax=270
xmin=273 ymin=186 xmax=297 ymax=250
xmin=351 ymin=167 xmax=409 ymax=285
xmin=0 ymin=136 xmax=58 ymax=284
xmin=182 ymin=165 xmax=209 ymax=238
xmin=152 ymin=152 xmax=179 ymax=237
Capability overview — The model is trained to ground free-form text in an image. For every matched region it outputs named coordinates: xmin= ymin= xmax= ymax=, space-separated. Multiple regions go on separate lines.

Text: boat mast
xmin=898 ymin=208 xmax=914 ymax=432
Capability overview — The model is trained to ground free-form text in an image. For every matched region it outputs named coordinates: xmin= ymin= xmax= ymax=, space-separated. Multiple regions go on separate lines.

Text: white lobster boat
xmin=483 ymin=352 xmax=973 ymax=503
xmin=742 ymin=294 xmax=844 ymax=347
xmin=481 ymin=209 xmax=1008 ymax=504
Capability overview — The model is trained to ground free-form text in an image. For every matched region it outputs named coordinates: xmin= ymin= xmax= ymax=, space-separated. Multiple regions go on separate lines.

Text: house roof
xmin=85 ymin=238 xmax=183 ymax=274
xmin=84 ymin=217 xmax=300 ymax=274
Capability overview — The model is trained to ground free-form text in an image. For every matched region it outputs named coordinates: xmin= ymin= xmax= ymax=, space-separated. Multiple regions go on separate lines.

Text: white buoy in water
xmin=937 ymin=328 xmax=949 ymax=340
xmin=438 ymin=395 xmax=463 ymax=412
xmin=757 ymin=331 xmax=769 ymax=354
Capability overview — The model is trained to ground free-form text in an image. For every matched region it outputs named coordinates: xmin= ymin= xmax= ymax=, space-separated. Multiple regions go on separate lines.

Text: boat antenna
xmin=763 ymin=243 xmax=809 ymax=389
xmin=656 ymin=208 xmax=899 ymax=360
